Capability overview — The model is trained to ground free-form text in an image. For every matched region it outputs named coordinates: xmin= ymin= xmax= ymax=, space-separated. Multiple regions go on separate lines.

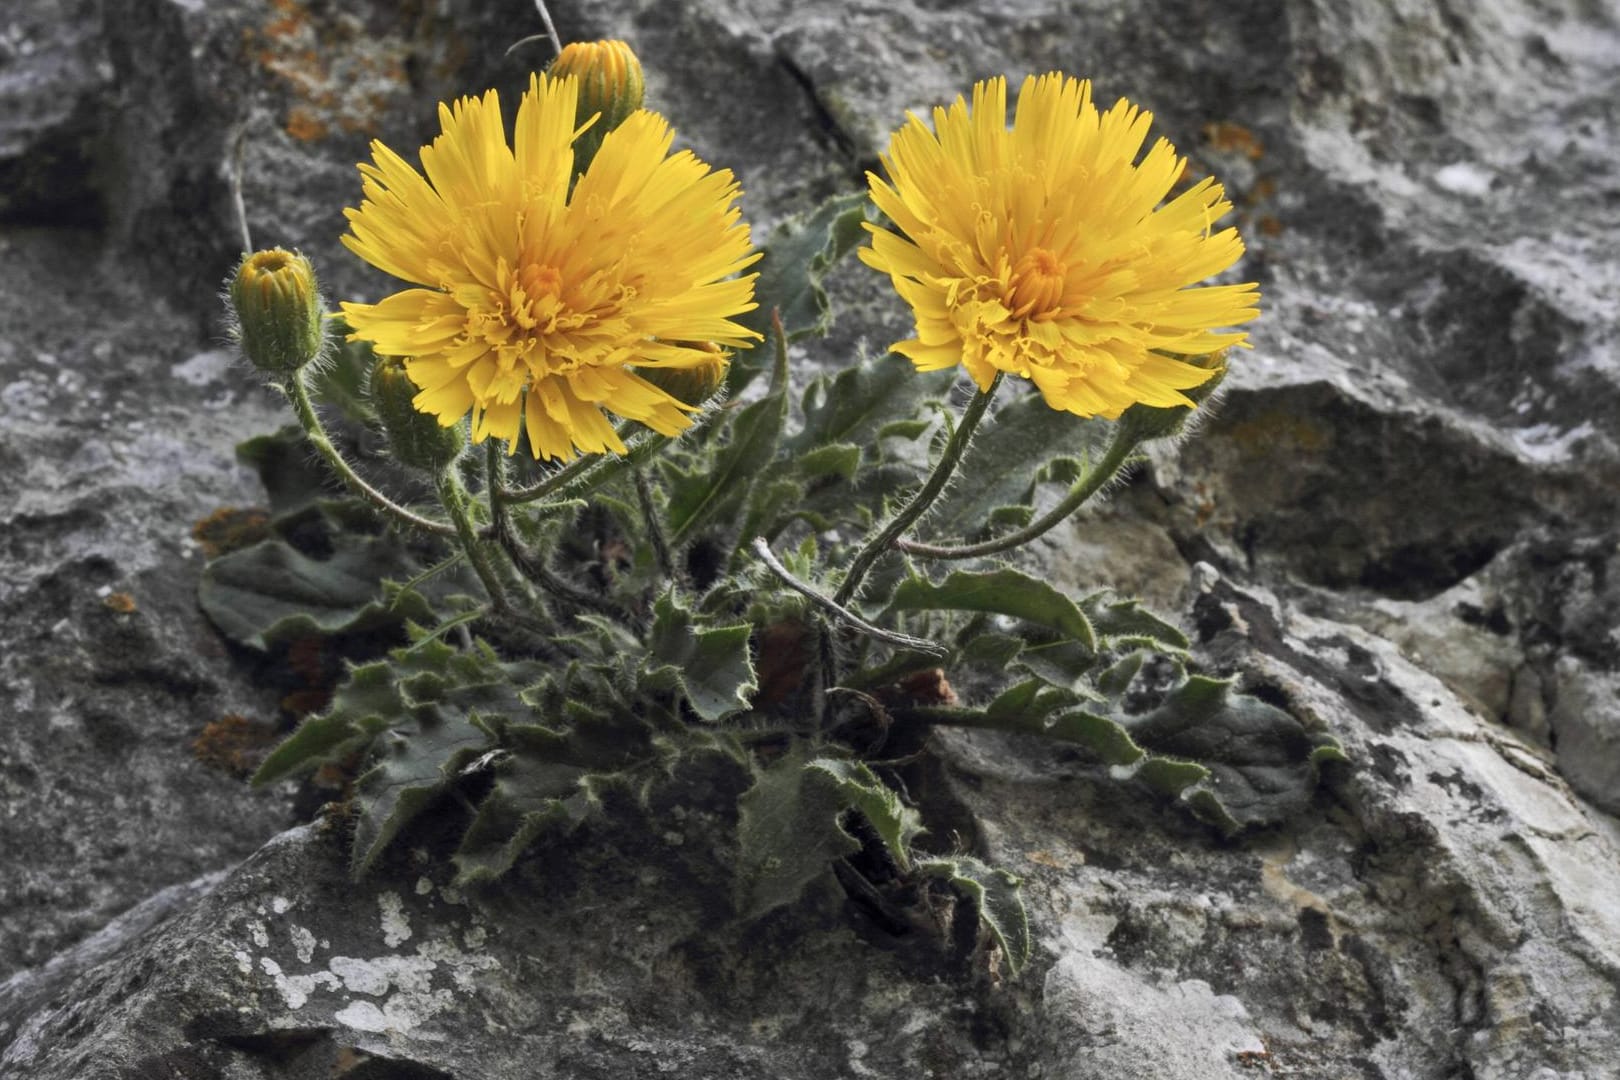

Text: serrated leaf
xmin=199 ymin=533 xmax=430 ymax=650
xmin=916 ymin=856 xmax=1032 ymax=975
xmin=1121 ymin=674 xmax=1347 ymax=833
xmin=733 ymin=192 xmax=872 ymax=393
xmin=787 ymin=356 xmax=955 ymax=456
xmin=352 ymin=710 xmax=491 ymax=873
xmin=250 ymin=661 xmax=400 ymax=785
xmin=453 ymin=752 xmax=597 ymax=884
xmin=645 ymin=592 xmax=758 ymax=722
xmin=795 ymin=443 xmax=863 ymax=481
xmin=805 ymin=758 xmax=923 ymax=872
xmin=1081 ymin=592 xmax=1190 ymax=652
xmin=735 ymin=745 xmax=860 ymax=919
xmin=888 ymin=568 xmax=1097 ymax=651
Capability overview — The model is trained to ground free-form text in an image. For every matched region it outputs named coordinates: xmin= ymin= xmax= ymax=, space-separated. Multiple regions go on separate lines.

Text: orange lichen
xmin=245 ymin=0 xmax=442 ymax=143
xmin=285 ymin=106 xmax=329 ymax=142
xmin=193 ymin=715 xmax=281 ymax=778
xmin=1226 ymin=411 xmax=1332 ymax=454
xmin=192 ymin=507 xmax=271 ymax=558
xmin=1204 ymin=120 xmax=1265 ymax=160
xmin=102 ymin=592 xmax=138 ymax=614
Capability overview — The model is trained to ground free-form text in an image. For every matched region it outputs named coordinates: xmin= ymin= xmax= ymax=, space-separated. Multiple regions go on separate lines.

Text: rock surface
xmin=3 ymin=0 xmax=1619 ymax=1077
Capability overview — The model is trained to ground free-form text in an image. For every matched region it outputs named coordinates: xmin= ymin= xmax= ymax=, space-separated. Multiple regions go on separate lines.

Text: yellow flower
xmin=860 ymin=74 xmax=1259 ymax=419
xmin=339 ymin=73 xmax=760 ymax=460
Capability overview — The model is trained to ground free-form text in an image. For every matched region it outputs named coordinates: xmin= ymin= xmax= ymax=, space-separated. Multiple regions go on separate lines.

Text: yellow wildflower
xmin=860 ymin=74 xmax=1259 ymax=419
xmin=339 ymin=73 xmax=760 ymax=460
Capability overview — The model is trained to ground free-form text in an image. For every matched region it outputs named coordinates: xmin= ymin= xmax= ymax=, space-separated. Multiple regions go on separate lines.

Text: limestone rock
xmin=3 ymin=0 xmax=1620 ymax=1075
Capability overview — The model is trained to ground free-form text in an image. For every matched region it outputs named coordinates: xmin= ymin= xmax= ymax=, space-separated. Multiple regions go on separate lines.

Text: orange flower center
xmin=1007 ymin=247 xmax=1067 ymax=318
xmin=520 ymin=263 xmax=564 ymax=300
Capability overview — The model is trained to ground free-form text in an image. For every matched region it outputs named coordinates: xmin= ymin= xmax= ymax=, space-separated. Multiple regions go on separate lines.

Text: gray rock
xmin=4 ymin=574 xmax=1617 ymax=1079
xmin=3 ymin=0 xmax=1620 ymax=1075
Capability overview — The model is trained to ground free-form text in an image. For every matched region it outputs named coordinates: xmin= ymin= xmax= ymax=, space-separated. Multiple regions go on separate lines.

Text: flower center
xmin=520 ymin=263 xmax=564 ymax=301
xmin=1007 ymin=248 xmax=1067 ymax=318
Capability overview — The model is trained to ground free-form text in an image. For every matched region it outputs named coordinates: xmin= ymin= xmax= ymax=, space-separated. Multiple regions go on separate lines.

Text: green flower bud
xmin=228 ymin=248 xmax=326 ymax=375
xmin=370 ymin=356 xmax=467 ymax=473
xmin=1116 ymin=350 xmax=1229 ymax=445
xmin=548 ymin=39 xmax=645 ymax=172
xmin=634 ymin=342 xmax=730 ymax=407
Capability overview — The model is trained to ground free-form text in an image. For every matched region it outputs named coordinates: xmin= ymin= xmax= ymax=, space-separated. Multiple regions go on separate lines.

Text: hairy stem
xmin=897 ymin=425 xmax=1141 ymax=560
xmin=286 ymin=370 xmax=457 ymax=537
xmin=635 ymin=466 xmax=676 ymax=583
xmin=435 ymin=472 xmax=510 ymax=611
xmin=753 ymin=538 xmax=945 ymax=656
xmin=833 ymin=374 xmax=1003 ymax=606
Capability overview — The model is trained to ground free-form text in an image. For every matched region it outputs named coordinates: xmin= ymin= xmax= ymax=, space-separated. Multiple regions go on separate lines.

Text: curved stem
xmin=435 ymin=472 xmax=510 ymax=611
xmin=498 ymin=451 xmax=606 ymax=504
xmin=896 ymin=426 xmax=1141 ymax=561
xmin=286 ymin=370 xmax=457 ymax=537
xmin=530 ymin=0 xmax=562 ymax=56
xmin=752 ymin=538 xmax=945 ymax=657
xmin=496 ymin=422 xmax=661 ymax=504
xmin=833 ymin=374 xmax=1003 ymax=606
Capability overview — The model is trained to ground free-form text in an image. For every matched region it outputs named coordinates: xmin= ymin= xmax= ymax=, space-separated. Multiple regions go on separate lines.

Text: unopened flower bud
xmin=370 ymin=356 xmax=466 ymax=473
xmin=548 ymin=39 xmax=645 ymax=172
xmin=1116 ymin=350 xmax=1229 ymax=444
xmin=635 ymin=343 xmax=730 ymax=407
xmin=228 ymin=248 xmax=326 ymax=375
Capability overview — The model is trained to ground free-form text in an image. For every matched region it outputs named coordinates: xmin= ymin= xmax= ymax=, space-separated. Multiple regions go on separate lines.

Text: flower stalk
xmin=897 ymin=424 xmax=1143 ymax=561
xmin=833 ymin=373 xmax=1003 ymax=606
xmin=286 ymin=369 xmax=457 ymax=538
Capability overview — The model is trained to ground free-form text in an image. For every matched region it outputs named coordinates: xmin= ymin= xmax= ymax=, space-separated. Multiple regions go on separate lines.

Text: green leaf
xmin=1120 ymin=675 xmax=1347 ymax=834
xmin=927 ymin=390 xmax=1106 ymax=542
xmin=733 ymin=191 xmax=873 ymax=394
xmin=644 ymin=592 xmax=758 ymax=722
xmin=311 ymin=323 xmax=380 ymax=426
xmin=1081 ymin=592 xmax=1190 ymax=652
xmin=916 ymin=856 xmax=1032 ymax=975
xmin=735 ymin=745 xmax=861 ymax=919
xmin=235 ymin=425 xmax=337 ymax=518
xmin=352 ymin=708 xmax=492 ymax=873
xmin=664 ymin=328 xmax=789 ymax=545
xmin=199 ymin=533 xmax=431 ymax=650
xmin=787 ymin=356 xmax=955 ymax=456
xmin=805 ymin=758 xmax=924 ymax=872
xmin=888 ymin=568 xmax=1097 ymax=651
xmin=453 ymin=753 xmax=597 ymax=884
xmin=250 ymin=661 xmax=399 ymax=784
xmin=794 ymin=443 xmax=863 ymax=481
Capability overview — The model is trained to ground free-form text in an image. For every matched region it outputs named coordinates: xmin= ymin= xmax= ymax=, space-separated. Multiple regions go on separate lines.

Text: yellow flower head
xmin=339 ymin=73 xmax=760 ymax=460
xmin=860 ymin=74 xmax=1260 ymax=419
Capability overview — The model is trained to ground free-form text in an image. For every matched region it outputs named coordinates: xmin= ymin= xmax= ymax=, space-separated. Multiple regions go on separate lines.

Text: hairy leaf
xmin=806 ymin=757 xmax=924 ymax=872
xmin=888 ymin=567 xmax=1097 ymax=651
xmin=735 ymin=745 xmax=859 ymax=918
xmin=927 ymin=390 xmax=1105 ymax=542
xmin=916 ymin=856 xmax=1032 ymax=975
xmin=788 ymin=357 xmax=954 ymax=457
xmin=664 ymin=325 xmax=789 ymax=545
xmin=351 ymin=709 xmax=491 ymax=873
xmin=250 ymin=661 xmax=398 ymax=784
xmin=645 ymin=592 xmax=758 ymax=722
xmin=734 ymin=191 xmax=873 ymax=394
xmin=1081 ymin=592 xmax=1190 ymax=652
xmin=199 ymin=532 xmax=430 ymax=650
xmin=1121 ymin=675 xmax=1348 ymax=833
